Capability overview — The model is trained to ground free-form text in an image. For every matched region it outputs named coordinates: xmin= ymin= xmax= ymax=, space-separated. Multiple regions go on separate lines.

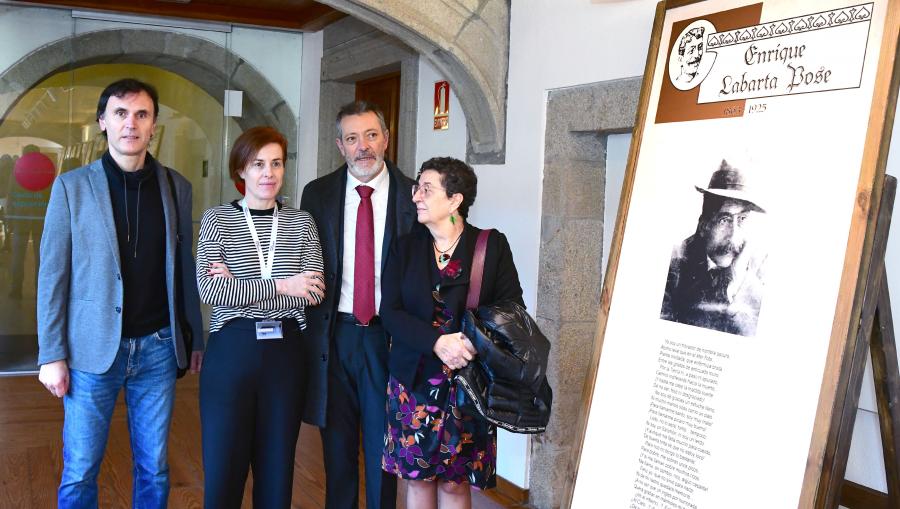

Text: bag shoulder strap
xmin=466 ymin=228 xmax=492 ymax=311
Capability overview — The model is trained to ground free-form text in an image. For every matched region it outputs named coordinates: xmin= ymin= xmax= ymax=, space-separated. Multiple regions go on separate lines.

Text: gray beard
xmin=346 ymin=158 xmax=383 ymax=181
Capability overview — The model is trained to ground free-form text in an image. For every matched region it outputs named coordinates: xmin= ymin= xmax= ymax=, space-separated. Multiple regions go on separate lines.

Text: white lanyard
xmin=240 ymin=199 xmax=279 ymax=279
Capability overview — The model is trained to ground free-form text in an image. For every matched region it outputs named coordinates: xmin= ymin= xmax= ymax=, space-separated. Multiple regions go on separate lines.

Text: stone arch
xmin=318 ymin=0 xmax=509 ymax=164
xmin=0 ymin=29 xmax=295 ymax=147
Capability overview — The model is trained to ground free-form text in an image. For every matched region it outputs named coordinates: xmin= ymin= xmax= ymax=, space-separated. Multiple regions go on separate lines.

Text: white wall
xmin=297 ymin=30 xmax=323 ymax=196
xmin=470 ymin=0 xmax=658 ymax=325
xmin=415 ymin=58 xmax=468 ymax=168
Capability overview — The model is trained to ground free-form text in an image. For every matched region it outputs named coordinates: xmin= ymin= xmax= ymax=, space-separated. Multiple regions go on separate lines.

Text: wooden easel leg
xmin=841 ymin=270 xmax=900 ymax=509
xmin=822 ymin=176 xmax=897 ymax=509
xmin=871 ymin=270 xmax=900 ymax=507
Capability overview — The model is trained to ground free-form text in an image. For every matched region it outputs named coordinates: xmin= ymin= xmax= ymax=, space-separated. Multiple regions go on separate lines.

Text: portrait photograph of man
xmin=659 ymin=159 xmax=768 ymax=337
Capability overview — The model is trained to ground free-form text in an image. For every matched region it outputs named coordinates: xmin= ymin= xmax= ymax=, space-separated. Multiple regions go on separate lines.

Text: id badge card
xmin=255 ymin=320 xmax=284 ymax=340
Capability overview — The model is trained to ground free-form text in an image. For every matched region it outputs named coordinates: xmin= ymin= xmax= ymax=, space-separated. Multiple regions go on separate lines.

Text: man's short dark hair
xmin=335 ymin=100 xmax=388 ymax=139
xmin=96 ymin=78 xmax=159 ymax=123
xmin=418 ymin=156 xmax=477 ymax=218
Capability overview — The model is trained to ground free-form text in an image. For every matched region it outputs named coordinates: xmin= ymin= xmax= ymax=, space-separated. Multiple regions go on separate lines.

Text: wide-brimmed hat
xmin=695 ymin=159 xmax=765 ymax=213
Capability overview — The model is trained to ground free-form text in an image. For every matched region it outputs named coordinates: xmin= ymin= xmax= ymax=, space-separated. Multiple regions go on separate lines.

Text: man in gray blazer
xmin=36 ymin=78 xmax=204 ymax=509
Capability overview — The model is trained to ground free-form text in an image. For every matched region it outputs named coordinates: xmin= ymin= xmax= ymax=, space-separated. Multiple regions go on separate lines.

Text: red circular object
xmin=14 ymin=152 xmax=56 ymax=191
xmin=235 ymin=180 xmax=245 ymax=195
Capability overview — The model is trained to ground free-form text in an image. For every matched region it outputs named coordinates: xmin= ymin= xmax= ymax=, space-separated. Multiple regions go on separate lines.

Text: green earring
xmin=450 ymin=214 xmax=456 ymax=225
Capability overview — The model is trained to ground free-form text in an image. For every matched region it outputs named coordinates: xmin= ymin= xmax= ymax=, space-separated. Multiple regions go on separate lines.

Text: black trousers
xmin=321 ymin=319 xmax=397 ymax=509
xmin=200 ymin=318 xmax=307 ymax=509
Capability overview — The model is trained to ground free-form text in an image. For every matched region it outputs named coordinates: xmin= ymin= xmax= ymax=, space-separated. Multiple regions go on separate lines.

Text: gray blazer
xmin=37 ymin=158 xmax=204 ymax=373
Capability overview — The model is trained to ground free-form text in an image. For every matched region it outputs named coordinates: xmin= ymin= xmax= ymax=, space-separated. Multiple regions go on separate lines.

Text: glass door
xmin=0 ymin=5 xmax=76 ymax=373
xmin=0 ymin=4 xmax=303 ymax=373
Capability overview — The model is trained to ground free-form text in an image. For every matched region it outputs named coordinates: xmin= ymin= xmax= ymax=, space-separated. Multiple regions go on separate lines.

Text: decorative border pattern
xmin=706 ymin=3 xmax=873 ymax=49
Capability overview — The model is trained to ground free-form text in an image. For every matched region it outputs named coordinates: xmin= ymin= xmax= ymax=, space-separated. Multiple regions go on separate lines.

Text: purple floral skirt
xmin=382 ymin=365 xmax=497 ymax=488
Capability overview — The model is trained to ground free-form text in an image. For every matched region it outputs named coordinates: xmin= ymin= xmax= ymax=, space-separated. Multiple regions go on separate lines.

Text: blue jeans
xmin=59 ymin=326 xmax=177 ymax=509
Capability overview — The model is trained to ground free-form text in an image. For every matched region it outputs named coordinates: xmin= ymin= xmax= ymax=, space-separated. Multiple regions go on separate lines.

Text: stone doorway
xmin=531 ymin=76 xmax=642 ymax=507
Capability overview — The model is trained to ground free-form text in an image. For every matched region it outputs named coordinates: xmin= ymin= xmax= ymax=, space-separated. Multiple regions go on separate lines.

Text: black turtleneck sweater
xmin=102 ymin=151 xmax=169 ymax=338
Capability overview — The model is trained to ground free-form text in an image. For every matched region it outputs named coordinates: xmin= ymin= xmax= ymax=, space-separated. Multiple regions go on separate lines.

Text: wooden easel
xmin=816 ymin=175 xmax=900 ymax=509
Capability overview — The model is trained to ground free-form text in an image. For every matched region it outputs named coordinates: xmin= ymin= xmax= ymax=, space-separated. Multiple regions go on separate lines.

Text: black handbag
xmin=453 ymin=230 xmax=553 ymax=434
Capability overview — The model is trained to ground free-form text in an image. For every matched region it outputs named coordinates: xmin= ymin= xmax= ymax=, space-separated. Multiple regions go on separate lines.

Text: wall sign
xmin=434 ymin=80 xmax=450 ymax=130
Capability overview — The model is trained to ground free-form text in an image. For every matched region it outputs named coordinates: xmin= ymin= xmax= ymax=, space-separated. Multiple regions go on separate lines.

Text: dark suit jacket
xmin=380 ymin=224 xmax=524 ymax=388
xmin=660 ymin=233 xmax=765 ymax=337
xmin=299 ymin=161 xmax=418 ymax=427
xmin=37 ymin=158 xmax=204 ymax=373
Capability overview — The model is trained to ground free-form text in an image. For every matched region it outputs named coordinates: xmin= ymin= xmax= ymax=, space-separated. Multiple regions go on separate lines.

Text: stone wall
xmin=530 ymin=76 xmax=642 ymax=508
xmin=318 ymin=0 xmax=509 ymax=164
xmin=0 ymin=29 xmax=295 ymax=149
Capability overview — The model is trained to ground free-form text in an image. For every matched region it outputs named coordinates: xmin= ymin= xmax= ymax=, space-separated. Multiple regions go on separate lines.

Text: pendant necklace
xmin=434 ymin=229 xmax=464 ymax=264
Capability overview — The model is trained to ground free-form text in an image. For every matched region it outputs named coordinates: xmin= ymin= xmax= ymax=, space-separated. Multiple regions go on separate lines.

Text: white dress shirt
xmin=338 ymin=163 xmax=390 ymax=315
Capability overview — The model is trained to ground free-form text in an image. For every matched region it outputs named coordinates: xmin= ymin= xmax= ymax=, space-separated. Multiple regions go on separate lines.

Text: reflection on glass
xmin=0 ymin=9 xmax=304 ymax=375
xmin=602 ymin=133 xmax=632 ymax=277
xmin=0 ymin=64 xmax=227 ymax=372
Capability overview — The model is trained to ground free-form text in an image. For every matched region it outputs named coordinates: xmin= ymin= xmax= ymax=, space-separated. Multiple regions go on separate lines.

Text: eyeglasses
xmin=411 ymin=182 xmax=446 ymax=198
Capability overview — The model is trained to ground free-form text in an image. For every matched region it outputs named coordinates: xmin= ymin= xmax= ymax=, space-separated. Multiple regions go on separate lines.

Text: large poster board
xmin=569 ymin=1 xmax=900 ymax=507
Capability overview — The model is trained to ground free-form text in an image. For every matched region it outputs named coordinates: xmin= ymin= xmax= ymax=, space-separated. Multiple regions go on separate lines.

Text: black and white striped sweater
xmin=196 ymin=201 xmax=324 ymax=333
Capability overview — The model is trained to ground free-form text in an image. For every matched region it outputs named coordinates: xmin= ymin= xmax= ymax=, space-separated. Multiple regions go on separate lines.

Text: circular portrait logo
xmin=668 ymin=20 xmax=717 ymax=91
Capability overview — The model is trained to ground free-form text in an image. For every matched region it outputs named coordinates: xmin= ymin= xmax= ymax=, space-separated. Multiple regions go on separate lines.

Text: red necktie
xmin=354 ymin=185 xmax=375 ymax=324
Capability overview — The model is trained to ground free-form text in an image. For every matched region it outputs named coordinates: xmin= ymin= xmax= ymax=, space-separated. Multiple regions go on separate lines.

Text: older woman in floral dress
xmin=380 ymin=156 xmax=524 ymax=508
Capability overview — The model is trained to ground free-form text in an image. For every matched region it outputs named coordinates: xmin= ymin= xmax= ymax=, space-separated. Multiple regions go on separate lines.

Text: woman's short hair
xmin=229 ymin=126 xmax=287 ymax=183
xmin=418 ymin=157 xmax=477 ymax=218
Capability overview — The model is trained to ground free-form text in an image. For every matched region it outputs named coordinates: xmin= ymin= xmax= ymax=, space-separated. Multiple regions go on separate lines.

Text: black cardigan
xmin=380 ymin=223 xmax=525 ymax=387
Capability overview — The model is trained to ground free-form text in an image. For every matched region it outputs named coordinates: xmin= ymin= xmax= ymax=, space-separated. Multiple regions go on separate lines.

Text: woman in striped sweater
xmin=196 ymin=126 xmax=325 ymax=508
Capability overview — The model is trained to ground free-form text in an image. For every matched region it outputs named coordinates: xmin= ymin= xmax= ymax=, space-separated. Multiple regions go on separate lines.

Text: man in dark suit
xmin=36 ymin=78 xmax=204 ymax=508
xmin=301 ymin=101 xmax=417 ymax=509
